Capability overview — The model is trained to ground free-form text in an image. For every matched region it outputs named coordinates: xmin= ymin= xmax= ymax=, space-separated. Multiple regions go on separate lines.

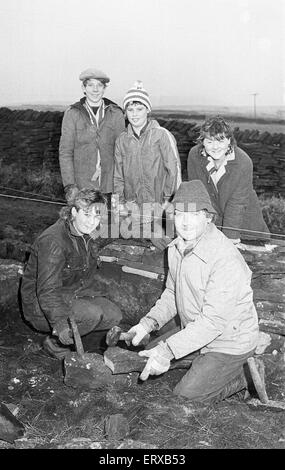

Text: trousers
xmin=29 ymin=294 xmax=122 ymax=337
xmin=147 ymin=319 xmax=254 ymax=404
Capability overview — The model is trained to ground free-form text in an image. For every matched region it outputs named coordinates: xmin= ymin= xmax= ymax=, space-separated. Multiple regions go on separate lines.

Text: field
xmin=153 ymin=109 xmax=285 ymax=133
xmin=0 ymin=111 xmax=284 ymax=450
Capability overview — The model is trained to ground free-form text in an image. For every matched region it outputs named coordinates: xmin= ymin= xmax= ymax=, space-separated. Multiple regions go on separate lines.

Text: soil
xmin=0 ymin=195 xmax=284 ymax=450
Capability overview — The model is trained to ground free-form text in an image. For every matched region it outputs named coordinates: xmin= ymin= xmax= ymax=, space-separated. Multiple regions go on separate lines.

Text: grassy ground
xmin=0 ymin=296 xmax=284 ymax=450
xmin=259 ymin=196 xmax=285 ymax=236
xmin=0 ymin=160 xmax=64 ymax=200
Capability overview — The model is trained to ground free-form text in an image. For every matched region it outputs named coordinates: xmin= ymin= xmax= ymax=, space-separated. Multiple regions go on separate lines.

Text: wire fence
xmin=1 ymin=185 xmax=285 ymax=243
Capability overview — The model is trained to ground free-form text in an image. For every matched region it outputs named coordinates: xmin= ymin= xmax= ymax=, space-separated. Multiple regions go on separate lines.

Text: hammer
xmin=106 ymin=325 xmax=150 ymax=347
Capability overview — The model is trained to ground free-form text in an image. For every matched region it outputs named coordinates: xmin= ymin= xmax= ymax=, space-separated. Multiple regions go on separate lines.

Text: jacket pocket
xmin=223 ymin=319 xmax=241 ymax=340
xmin=62 ymin=255 xmax=85 ymax=278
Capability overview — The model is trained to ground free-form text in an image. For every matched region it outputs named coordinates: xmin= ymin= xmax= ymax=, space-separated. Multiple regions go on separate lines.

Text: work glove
xmin=125 ymin=317 xmax=157 ymax=347
xmin=139 ymin=341 xmax=174 ymax=381
xmin=117 ymin=201 xmax=139 ymax=218
xmin=118 ymin=203 xmax=129 ymax=217
xmin=160 ymin=197 xmax=172 ymax=212
xmin=52 ymin=319 xmax=74 ymax=345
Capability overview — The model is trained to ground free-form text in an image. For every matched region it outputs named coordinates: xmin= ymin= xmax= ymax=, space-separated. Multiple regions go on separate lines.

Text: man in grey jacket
xmin=122 ymin=180 xmax=259 ymax=403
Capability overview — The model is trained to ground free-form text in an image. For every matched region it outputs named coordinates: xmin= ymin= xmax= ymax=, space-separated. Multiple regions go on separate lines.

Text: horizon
xmin=3 ymin=102 xmax=285 ymax=109
xmin=3 ymin=102 xmax=285 ymax=121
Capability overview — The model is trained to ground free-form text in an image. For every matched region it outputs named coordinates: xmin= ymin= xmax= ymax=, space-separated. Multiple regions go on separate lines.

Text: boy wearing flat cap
xmin=59 ymin=68 xmax=125 ymax=204
xmin=120 ymin=180 xmax=259 ymax=403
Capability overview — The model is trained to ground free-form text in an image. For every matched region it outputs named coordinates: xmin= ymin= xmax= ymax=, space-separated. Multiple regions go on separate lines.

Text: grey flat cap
xmin=79 ymin=68 xmax=110 ymax=83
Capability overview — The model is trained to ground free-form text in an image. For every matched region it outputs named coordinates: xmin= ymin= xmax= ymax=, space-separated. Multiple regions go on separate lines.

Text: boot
xmin=42 ymin=336 xmax=70 ymax=360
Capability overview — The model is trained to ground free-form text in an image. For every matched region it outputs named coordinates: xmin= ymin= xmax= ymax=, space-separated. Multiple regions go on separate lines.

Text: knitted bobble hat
xmin=123 ymin=81 xmax=152 ymax=111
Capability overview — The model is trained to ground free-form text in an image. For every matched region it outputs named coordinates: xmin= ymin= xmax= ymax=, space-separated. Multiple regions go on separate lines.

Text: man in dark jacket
xmin=59 ymin=68 xmax=126 ymax=201
xmin=21 ymin=188 xmax=122 ymax=358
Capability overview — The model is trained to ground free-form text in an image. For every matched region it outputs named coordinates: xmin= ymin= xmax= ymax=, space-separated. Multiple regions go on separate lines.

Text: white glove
xmin=160 ymin=198 xmax=172 ymax=212
xmin=139 ymin=341 xmax=174 ymax=381
xmin=118 ymin=203 xmax=129 ymax=217
xmin=126 ymin=317 xmax=157 ymax=346
xmin=125 ymin=324 xmax=148 ymax=346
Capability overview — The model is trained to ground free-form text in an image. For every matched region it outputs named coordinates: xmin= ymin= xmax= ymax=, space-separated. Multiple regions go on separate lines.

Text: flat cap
xmin=172 ymin=180 xmax=217 ymax=214
xmin=79 ymin=68 xmax=110 ymax=83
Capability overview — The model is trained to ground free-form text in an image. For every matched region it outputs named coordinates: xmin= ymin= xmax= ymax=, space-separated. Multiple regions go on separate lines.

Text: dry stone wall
xmin=0 ymin=107 xmax=284 ymax=196
xmin=0 ymin=107 xmax=62 ymax=173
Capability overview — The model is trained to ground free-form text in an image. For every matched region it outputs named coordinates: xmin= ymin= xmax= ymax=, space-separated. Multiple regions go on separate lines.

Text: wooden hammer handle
xmin=69 ymin=317 xmax=85 ymax=357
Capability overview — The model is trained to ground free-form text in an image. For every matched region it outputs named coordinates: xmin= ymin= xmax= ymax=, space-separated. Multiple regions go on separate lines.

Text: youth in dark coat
xmin=187 ymin=116 xmax=269 ymax=242
xmin=21 ymin=189 xmax=122 ymax=358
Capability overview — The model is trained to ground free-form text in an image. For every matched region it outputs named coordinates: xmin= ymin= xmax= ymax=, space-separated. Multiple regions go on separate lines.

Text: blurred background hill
xmin=6 ymin=103 xmax=284 ymax=133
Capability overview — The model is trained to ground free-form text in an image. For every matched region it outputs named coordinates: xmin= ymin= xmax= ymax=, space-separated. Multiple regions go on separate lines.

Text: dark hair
xmin=125 ymin=101 xmax=148 ymax=110
xmin=60 ymin=188 xmax=107 ymax=221
xmin=197 ymin=115 xmax=236 ymax=146
xmin=205 ymin=210 xmax=216 ymax=223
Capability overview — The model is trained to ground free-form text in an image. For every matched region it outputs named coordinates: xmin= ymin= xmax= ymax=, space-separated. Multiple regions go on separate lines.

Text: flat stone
xmin=0 ymin=402 xmax=25 ymax=443
xmin=0 ymin=259 xmax=23 ymax=308
xmin=64 ymin=352 xmax=139 ymax=390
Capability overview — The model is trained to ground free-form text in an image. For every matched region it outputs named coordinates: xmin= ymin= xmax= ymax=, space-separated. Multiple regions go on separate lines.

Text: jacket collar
xmin=126 ymin=118 xmax=160 ymax=137
xmin=200 ymin=144 xmax=238 ymax=168
xmin=67 ymin=221 xmax=90 ymax=241
xmin=169 ymin=223 xmax=217 ymax=263
xmin=128 ymin=119 xmax=149 ymax=138
xmin=72 ymin=97 xmax=122 ymax=112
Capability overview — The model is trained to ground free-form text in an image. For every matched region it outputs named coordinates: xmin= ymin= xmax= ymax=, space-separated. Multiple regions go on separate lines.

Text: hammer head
xmin=106 ymin=326 xmax=134 ymax=346
xmin=106 ymin=326 xmax=123 ymax=346
xmin=106 ymin=325 xmax=150 ymax=347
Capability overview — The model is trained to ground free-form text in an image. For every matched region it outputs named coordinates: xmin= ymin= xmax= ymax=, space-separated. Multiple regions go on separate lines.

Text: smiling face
xmin=82 ymin=78 xmax=106 ymax=105
xmin=71 ymin=203 xmax=104 ymax=235
xmin=126 ymin=102 xmax=148 ymax=132
xmin=203 ymin=134 xmax=231 ymax=161
xmin=174 ymin=209 xmax=210 ymax=243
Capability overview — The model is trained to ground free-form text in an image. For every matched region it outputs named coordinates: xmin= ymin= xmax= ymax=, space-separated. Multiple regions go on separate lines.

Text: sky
xmin=0 ymin=0 xmax=284 ymax=108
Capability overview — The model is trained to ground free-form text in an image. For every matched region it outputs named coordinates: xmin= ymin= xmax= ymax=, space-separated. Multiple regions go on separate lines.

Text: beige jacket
xmin=145 ymin=223 xmax=259 ymax=358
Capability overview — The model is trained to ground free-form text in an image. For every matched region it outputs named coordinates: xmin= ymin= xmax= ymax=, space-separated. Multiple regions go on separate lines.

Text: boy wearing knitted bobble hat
xmin=123 ymin=80 xmax=152 ymax=111
xmin=113 ymin=81 xmax=182 ymax=249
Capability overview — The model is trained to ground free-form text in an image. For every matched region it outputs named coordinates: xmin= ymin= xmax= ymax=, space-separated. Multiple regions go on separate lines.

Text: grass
xmin=0 ymin=159 xmax=285 ymax=236
xmin=260 ymin=195 xmax=285 ymax=235
xmin=0 ymin=159 xmax=64 ymax=200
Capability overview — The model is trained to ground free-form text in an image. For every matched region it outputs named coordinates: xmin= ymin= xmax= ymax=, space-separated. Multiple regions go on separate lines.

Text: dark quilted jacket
xmin=21 ymin=219 xmax=101 ymax=328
